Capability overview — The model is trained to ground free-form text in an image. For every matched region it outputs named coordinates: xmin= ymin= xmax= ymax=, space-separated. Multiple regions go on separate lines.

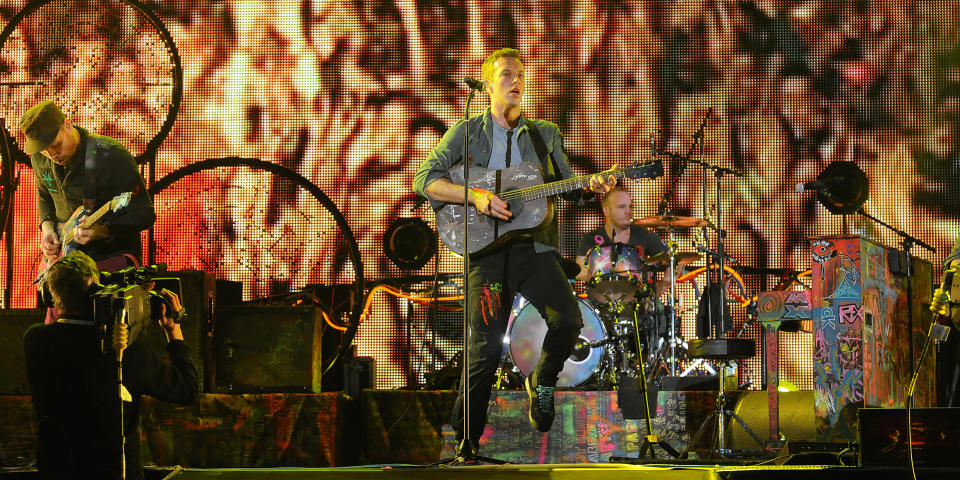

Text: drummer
xmin=575 ymin=186 xmax=668 ymax=288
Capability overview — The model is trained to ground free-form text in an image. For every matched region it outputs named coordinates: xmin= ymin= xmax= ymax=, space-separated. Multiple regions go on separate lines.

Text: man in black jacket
xmin=20 ymin=101 xmax=155 ymax=270
xmin=413 ymin=48 xmax=617 ymax=462
xmin=23 ymin=251 xmax=199 ymax=479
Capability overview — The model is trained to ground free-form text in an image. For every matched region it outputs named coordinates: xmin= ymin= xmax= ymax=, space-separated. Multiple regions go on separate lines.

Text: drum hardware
xmin=632 ymin=215 xmax=715 ymax=230
xmin=680 ymin=338 xmax=761 ymax=459
xmin=633 ymin=212 xmax=707 ymax=376
xmin=679 ymin=358 xmax=717 ymax=377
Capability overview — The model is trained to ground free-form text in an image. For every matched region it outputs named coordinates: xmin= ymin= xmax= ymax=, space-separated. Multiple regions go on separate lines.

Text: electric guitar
xmin=37 ymin=192 xmax=133 ymax=275
xmin=435 ymin=160 xmax=663 ymax=255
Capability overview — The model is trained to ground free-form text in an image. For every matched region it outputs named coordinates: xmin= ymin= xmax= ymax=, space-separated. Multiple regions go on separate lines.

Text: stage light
xmin=382 ymin=217 xmax=436 ymax=270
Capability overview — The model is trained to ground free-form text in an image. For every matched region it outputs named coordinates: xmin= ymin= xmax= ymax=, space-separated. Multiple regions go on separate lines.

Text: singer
xmin=23 ymin=251 xmax=199 ymax=480
xmin=412 ymin=48 xmax=617 ymax=463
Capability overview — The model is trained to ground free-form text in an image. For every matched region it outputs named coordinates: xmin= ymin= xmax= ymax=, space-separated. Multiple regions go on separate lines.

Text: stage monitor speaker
xmin=152 ymin=270 xmax=216 ymax=392
xmin=214 ymin=305 xmax=322 ymax=393
xmin=859 ymin=407 xmax=960 ymax=468
xmin=728 ymin=390 xmax=816 ymax=449
xmin=0 ymin=309 xmax=44 ymax=394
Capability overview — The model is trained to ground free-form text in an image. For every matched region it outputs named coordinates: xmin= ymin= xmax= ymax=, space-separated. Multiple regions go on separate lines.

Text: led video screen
xmin=2 ymin=0 xmax=958 ymax=390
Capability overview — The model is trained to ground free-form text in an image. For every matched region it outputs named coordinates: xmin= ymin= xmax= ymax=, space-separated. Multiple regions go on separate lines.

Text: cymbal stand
xmin=667 ymin=228 xmax=679 ymax=376
xmin=677 ymin=108 xmax=742 ymax=340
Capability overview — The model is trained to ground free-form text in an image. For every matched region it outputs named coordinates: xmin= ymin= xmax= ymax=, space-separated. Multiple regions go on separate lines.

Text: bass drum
xmin=506 ymin=295 xmax=605 ymax=387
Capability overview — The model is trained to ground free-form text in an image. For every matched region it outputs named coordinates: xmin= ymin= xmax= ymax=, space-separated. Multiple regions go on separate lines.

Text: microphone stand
xmin=657 ymin=109 xmax=743 ymax=345
xmin=0 ymin=118 xmax=24 ymax=308
xmin=447 ymin=83 xmax=504 ymax=465
xmin=855 ymin=207 xmax=940 ymax=480
xmin=459 ymin=85 xmax=477 ymax=460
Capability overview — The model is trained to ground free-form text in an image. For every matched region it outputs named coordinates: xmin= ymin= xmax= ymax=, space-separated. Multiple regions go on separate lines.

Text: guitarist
xmin=933 ymin=234 xmax=960 ymax=406
xmin=413 ymin=48 xmax=617 ymax=463
xmin=20 ymin=101 xmax=155 ymax=320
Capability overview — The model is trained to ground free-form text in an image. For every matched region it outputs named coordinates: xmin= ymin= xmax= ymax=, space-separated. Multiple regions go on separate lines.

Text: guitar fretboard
xmin=498 ymin=169 xmax=633 ymax=202
xmin=61 ymin=202 xmax=114 ymax=245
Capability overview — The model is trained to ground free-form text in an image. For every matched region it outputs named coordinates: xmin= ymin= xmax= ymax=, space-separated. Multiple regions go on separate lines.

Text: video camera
xmin=92 ymin=263 xmax=180 ymax=348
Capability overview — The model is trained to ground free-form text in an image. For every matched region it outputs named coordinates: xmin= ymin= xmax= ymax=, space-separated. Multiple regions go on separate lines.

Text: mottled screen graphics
xmin=2 ymin=0 xmax=959 ymax=389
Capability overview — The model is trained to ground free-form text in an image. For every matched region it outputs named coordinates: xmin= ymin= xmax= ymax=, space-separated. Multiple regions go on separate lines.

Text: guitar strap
xmin=82 ymin=133 xmax=103 ymax=213
xmin=525 ymin=121 xmax=561 ymax=184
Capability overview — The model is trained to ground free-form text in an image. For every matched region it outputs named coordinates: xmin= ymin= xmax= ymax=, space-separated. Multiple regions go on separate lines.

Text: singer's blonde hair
xmin=481 ymin=48 xmax=522 ymax=82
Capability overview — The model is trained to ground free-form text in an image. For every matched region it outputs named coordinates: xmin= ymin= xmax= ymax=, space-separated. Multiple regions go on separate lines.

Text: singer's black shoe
xmin=525 ymin=376 xmax=555 ymax=432
xmin=449 ymin=439 xmax=478 ymax=465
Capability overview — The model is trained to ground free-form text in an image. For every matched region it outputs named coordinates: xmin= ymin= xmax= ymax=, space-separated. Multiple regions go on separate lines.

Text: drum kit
xmin=500 ymin=214 xmax=715 ymax=390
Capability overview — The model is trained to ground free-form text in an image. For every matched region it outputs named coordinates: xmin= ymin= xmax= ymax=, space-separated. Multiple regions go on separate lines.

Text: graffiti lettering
xmin=838 ymin=304 xmax=862 ymax=325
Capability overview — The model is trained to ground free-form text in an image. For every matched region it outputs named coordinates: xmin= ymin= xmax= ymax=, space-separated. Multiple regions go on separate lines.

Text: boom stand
xmin=444 ymin=84 xmax=504 ymax=465
xmin=655 ymin=109 xmax=762 ymax=457
xmin=634 ymin=311 xmax=680 ymax=459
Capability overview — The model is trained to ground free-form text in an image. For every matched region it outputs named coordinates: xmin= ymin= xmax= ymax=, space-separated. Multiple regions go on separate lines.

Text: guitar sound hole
xmin=503 ymin=192 xmax=522 ymax=221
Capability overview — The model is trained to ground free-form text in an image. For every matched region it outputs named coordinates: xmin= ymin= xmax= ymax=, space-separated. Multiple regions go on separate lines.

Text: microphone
xmin=650 ymin=132 xmax=656 ymax=160
xmin=464 ymin=76 xmax=485 ymax=91
xmin=795 ymin=176 xmax=844 ymax=193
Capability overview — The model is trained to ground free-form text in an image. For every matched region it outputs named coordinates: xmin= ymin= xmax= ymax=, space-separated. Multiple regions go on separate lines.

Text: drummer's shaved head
xmin=602 ymin=187 xmax=629 ymax=207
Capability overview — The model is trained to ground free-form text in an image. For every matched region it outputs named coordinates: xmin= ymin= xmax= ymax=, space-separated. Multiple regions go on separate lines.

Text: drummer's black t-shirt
xmin=577 ymin=225 xmax=667 ymax=258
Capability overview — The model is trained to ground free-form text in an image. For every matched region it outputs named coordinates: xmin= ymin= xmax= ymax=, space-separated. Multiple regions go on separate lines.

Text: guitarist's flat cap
xmin=19 ymin=100 xmax=66 ymax=154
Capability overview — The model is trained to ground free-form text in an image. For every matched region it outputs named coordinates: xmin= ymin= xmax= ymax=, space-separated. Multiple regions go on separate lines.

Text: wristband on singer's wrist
xmin=471 ymin=187 xmax=492 ymax=201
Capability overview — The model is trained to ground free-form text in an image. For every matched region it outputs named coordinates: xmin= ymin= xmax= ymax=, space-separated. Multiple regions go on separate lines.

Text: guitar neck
xmin=61 ymin=202 xmax=112 ymax=245
xmin=498 ymin=169 xmax=632 ymax=202
xmin=79 ymin=202 xmax=113 ymax=229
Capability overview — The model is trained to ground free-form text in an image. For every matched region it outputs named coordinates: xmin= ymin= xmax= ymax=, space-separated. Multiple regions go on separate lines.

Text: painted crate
xmin=810 ymin=235 xmax=935 ymax=442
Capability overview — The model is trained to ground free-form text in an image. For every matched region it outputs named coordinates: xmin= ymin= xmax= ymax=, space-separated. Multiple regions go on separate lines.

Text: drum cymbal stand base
xmin=679 ymin=360 xmax=762 ymax=459
xmin=680 ymin=339 xmax=761 ymax=459
xmin=679 ymin=358 xmax=716 ymax=376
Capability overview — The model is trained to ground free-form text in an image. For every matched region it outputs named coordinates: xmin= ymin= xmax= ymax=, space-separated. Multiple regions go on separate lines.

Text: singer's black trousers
xmin=450 ymin=241 xmax=583 ymax=450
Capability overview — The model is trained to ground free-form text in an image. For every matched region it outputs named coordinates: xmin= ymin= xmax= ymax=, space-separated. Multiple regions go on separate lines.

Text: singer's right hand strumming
xmin=424 ymin=177 xmax=512 ymax=220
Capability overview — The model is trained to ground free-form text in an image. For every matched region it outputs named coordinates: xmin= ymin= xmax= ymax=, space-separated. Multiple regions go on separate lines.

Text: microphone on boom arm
xmin=464 ymin=76 xmax=485 ymax=92
xmin=795 ymin=176 xmax=844 ymax=194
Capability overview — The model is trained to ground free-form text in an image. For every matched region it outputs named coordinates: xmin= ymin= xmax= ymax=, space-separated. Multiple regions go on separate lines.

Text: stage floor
xmin=157 ymin=463 xmax=960 ymax=479
xmin=5 ymin=462 xmax=956 ymax=480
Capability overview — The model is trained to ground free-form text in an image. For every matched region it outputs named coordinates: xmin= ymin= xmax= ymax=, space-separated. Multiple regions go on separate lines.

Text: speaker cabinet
xmin=0 ymin=309 xmax=44 ymax=394
xmin=152 ymin=270 xmax=216 ymax=392
xmin=859 ymin=407 xmax=960 ymax=468
xmin=214 ymin=305 xmax=323 ymax=393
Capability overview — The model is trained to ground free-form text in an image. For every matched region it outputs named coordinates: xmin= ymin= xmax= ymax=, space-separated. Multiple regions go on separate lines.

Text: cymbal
xmin=642 ymin=251 xmax=702 ymax=266
xmin=633 ymin=215 xmax=712 ymax=229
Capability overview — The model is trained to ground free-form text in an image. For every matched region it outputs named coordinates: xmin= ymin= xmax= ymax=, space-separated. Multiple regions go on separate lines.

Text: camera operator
xmin=23 ymin=251 xmax=199 ymax=479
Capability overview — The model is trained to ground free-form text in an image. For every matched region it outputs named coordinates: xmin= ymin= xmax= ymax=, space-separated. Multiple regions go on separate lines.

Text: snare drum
xmin=506 ymin=295 xmax=605 ymax=387
xmin=583 ymin=243 xmax=646 ymax=304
